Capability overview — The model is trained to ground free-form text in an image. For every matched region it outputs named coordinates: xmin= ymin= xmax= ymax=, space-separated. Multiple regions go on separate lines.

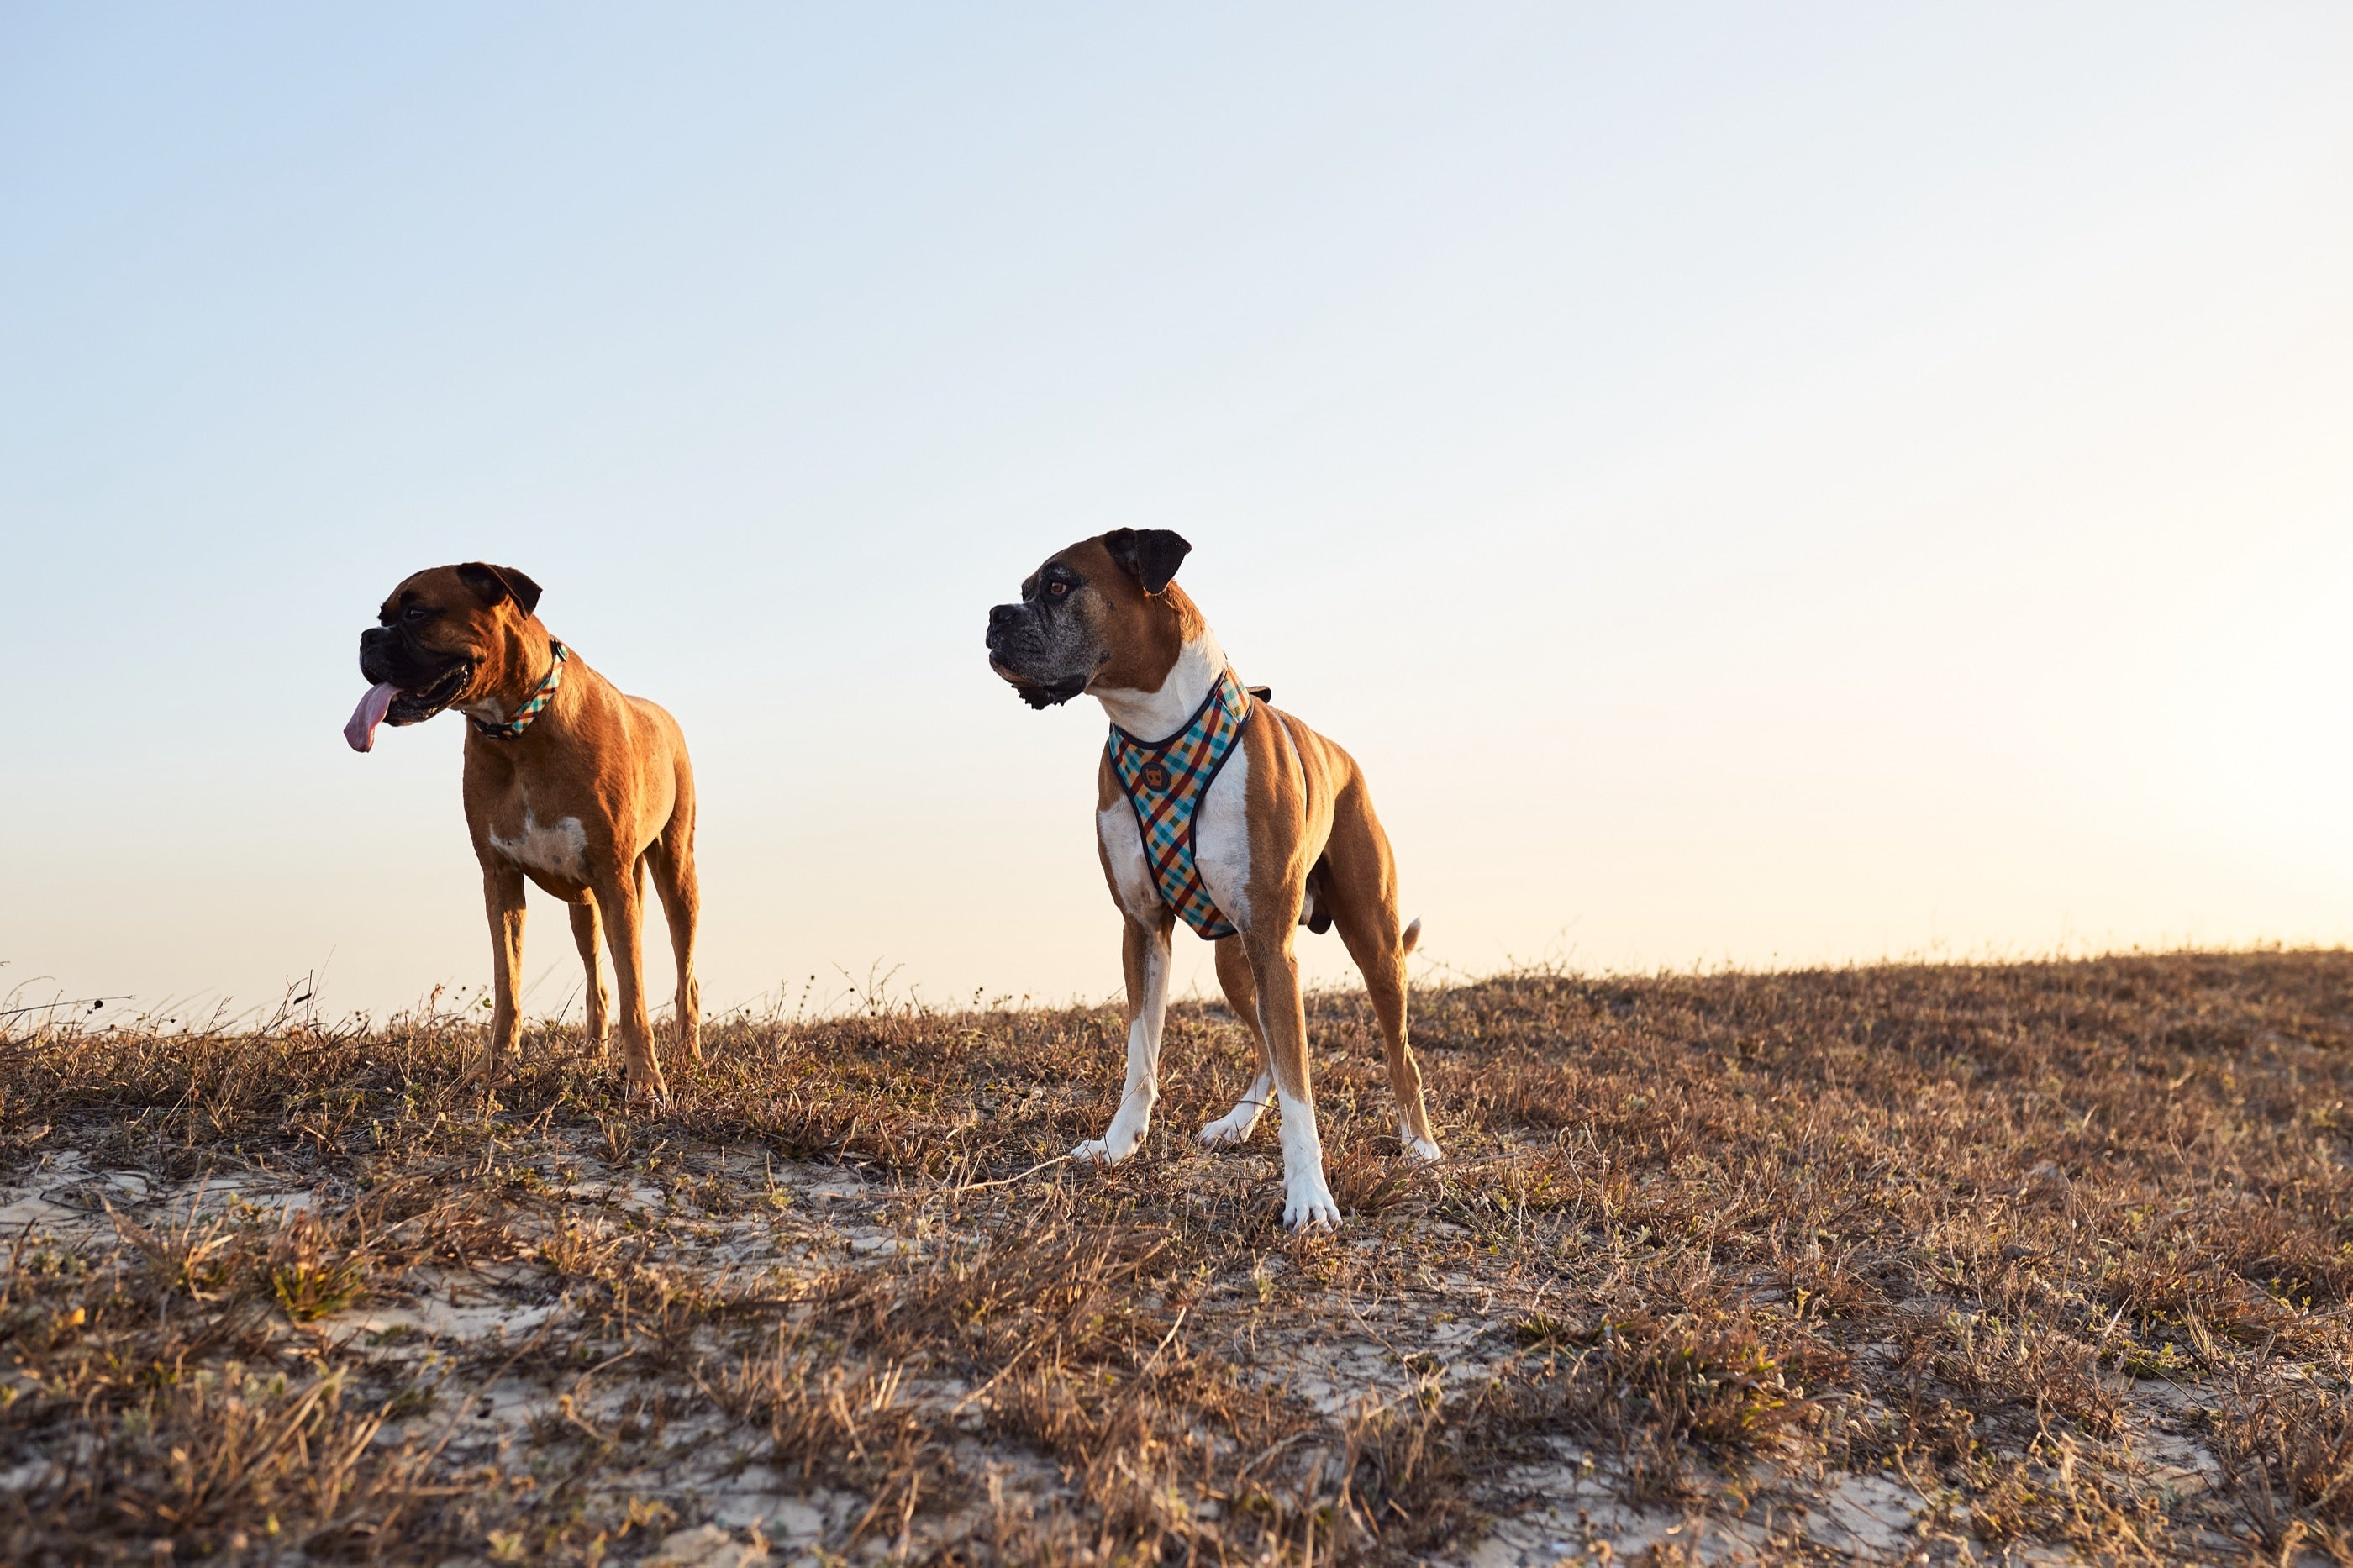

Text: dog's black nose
xmin=987 ymin=603 xmax=1024 ymax=640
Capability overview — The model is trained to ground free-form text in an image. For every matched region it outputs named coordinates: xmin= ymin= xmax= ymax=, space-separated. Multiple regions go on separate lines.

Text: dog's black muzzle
xmin=358 ymin=626 xmax=475 ymax=725
xmin=984 ymin=603 xmax=1085 ymax=709
xmin=983 ymin=602 xmax=1037 ymax=672
xmin=985 ymin=602 xmax=1029 ymax=646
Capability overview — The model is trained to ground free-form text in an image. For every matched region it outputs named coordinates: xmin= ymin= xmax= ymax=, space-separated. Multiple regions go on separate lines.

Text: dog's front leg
xmin=1247 ymin=926 xmax=1340 ymax=1230
xmin=482 ymin=865 xmax=528 ymax=1085
xmin=1073 ymin=914 xmax=1173 ymax=1164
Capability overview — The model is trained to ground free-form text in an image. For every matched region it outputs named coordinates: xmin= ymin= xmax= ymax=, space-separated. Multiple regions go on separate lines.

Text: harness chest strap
xmin=1107 ymin=669 xmax=1254 ymax=940
xmin=471 ymin=640 xmax=570 ymax=740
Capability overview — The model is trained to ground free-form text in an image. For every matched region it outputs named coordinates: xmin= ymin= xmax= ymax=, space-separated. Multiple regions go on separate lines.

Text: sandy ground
xmin=4 ymin=954 xmax=2349 ymax=1562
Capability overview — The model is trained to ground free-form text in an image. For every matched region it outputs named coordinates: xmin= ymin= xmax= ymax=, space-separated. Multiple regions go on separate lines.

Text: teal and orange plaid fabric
xmin=1108 ymin=669 xmax=1253 ymax=939
xmin=471 ymin=640 xmax=569 ymax=740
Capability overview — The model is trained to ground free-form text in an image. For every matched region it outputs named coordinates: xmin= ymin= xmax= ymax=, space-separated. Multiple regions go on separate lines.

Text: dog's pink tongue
xmin=345 ymin=682 xmax=399 ymax=752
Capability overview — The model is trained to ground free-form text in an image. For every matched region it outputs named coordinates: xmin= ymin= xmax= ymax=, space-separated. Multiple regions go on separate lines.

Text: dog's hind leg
xmin=482 ymin=865 xmax=529 ymax=1087
xmin=1321 ymin=787 xmax=1440 ymax=1162
xmin=569 ymin=895 xmax=608 ymax=1060
xmin=645 ymin=830 xmax=700 ymax=1067
xmin=1198 ymin=935 xmax=1274 ymax=1147
xmin=1073 ymin=913 xmax=1173 ymax=1165
xmin=593 ymin=867 xmax=670 ymax=1103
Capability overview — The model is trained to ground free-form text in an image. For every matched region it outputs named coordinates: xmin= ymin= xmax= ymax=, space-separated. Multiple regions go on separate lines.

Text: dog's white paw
xmin=1282 ymin=1175 xmax=1342 ymax=1232
xmin=1198 ymin=1108 xmax=1261 ymax=1148
xmin=1400 ymin=1125 xmax=1444 ymax=1165
xmin=1070 ymin=1137 xmax=1134 ymax=1165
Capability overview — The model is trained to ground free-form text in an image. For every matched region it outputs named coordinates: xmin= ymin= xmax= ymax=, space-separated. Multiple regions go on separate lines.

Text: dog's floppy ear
xmin=1101 ymin=529 xmax=1192 ymax=595
xmin=455 ymin=563 xmax=544 ymax=615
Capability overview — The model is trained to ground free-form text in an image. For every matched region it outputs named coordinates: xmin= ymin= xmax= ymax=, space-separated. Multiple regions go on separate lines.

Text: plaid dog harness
xmin=1108 ymin=668 xmax=1253 ymax=939
xmin=471 ymin=640 xmax=569 ymax=740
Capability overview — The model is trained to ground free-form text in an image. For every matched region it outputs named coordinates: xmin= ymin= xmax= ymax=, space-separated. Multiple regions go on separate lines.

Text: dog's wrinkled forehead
xmin=1024 ymin=540 xmax=1096 ymax=595
xmin=1012 ymin=531 xmax=1191 ymax=606
xmin=378 ymin=576 xmax=440 ymax=625
xmin=1023 ymin=538 xmax=1146 ymax=607
xmin=377 ymin=568 xmax=459 ymax=636
xmin=376 ymin=562 xmax=543 ymax=630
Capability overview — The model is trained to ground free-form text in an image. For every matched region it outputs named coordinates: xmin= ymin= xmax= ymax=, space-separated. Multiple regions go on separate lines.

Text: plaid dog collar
xmin=471 ymin=640 xmax=569 ymax=740
xmin=1107 ymin=668 xmax=1253 ymax=939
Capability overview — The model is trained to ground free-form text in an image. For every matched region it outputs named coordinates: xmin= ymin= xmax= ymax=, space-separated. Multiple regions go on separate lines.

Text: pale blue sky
xmin=5 ymin=6 xmax=2351 ymax=1021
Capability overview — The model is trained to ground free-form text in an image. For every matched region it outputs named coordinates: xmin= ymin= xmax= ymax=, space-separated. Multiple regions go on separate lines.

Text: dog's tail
xmin=1401 ymin=917 xmax=1422 ymax=955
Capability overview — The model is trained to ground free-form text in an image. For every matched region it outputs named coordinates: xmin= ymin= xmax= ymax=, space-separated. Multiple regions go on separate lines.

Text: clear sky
xmin=5 ymin=5 xmax=2352 ymax=1025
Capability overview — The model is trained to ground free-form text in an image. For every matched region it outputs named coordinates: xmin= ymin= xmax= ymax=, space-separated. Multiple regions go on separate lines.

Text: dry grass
xmin=2 ymin=949 xmax=2350 ymax=1563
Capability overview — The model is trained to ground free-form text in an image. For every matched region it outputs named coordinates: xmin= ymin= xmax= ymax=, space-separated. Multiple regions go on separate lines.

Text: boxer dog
xmin=345 ymin=563 xmax=698 ymax=1101
xmin=985 ymin=530 xmax=1439 ymax=1229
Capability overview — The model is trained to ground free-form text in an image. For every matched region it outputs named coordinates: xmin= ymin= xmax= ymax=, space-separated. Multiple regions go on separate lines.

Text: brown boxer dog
xmin=985 ymin=530 xmax=1439 ymax=1229
xmin=346 ymin=563 xmax=697 ymax=1100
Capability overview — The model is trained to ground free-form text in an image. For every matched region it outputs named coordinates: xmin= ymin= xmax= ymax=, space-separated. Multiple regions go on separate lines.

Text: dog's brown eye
xmin=1047 ymin=581 xmax=1068 ymax=597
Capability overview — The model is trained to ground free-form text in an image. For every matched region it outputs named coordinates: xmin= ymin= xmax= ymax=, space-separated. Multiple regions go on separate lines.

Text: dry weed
xmin=0 ymin=950 xmax=2347 ymax=1561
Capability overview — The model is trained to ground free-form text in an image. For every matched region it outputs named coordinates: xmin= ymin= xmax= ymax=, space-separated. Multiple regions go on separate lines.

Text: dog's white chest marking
xmin=1095 ymin=634 xmax=1257 ymax=936
xmin=1098 ymin=730 xmax=1253 ymax=931
xmin=1191 ymin=743 xmax=1252 ymax=930
xmin=491 ymin=809 xmax=589 ymax=881
xmin=1098 ymin=803 xmax=1163 ymax=925
xmin=1094 ymin=635 xmax=1229 ymax=740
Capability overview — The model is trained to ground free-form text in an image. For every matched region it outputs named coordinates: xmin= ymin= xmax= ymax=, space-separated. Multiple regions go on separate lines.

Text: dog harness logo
xmin=1107 ymin=669 xmax=1252 ymax=939
xmin=471 ymin=640 xmax=569 ymax=740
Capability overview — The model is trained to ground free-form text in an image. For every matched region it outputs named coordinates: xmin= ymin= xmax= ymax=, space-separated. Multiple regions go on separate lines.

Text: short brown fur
xmin=371 ymin=565 xmax=699 ymax=1098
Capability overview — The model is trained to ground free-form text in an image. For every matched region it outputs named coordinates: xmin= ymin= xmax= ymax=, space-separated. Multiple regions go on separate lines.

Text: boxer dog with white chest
xmin=985 ymin=529 xmax=1440 ymax=1230
xmin=345 ymin=563 xmax=699 ymax=1103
